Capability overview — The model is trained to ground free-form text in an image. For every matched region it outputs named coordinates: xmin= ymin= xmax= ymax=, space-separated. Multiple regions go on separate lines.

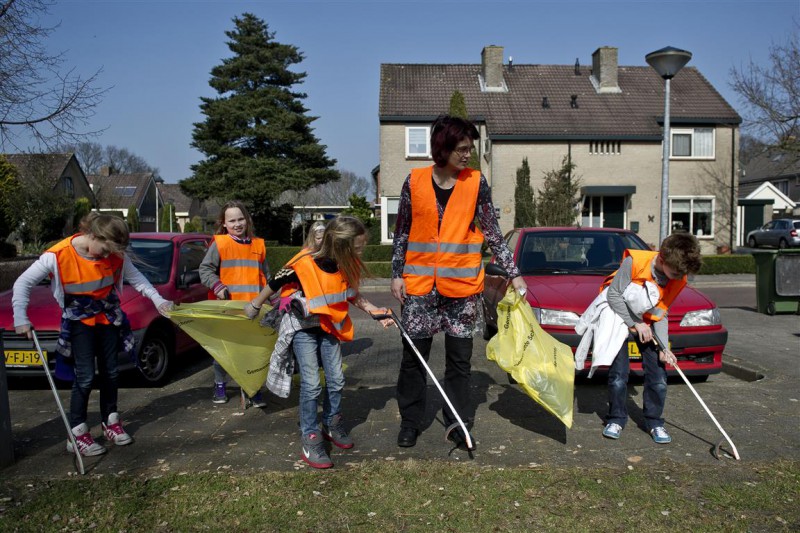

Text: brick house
xmin=87 ymin=167 xmax=163 ymax=232
xmin=378 ymin=45 xmax=742 ymax=253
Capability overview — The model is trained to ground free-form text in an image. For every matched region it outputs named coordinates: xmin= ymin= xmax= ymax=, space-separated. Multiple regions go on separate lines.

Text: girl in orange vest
xmin=245 ymin=216 xmax=392 ymax=469
xmin=199 ymin=200 xmax=270 ymax=407
xmin=391 ymin=115 xmax=527 ymax=450
xmin=12 ymin=213 xmax=173 ymax=457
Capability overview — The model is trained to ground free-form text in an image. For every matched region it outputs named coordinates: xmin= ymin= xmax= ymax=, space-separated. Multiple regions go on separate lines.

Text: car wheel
xmin=779 ymin=238 xmax=788 ymax=249
xmin=483 ymin=322 xmax=497 ymax=341
xmin=136 ymin=328 xmax=172 ymax=384
xmin=747 ymin=236 xmax=757 ymax=248
xmin=766 ymin=302 xmax=776 ymax=316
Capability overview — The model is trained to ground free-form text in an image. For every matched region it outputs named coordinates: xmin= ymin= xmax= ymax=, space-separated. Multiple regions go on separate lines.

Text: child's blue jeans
xmin=292 ymin=329 xmax=344 ymax=436
xmin=606 ymin=335 xmax=668 ymax=431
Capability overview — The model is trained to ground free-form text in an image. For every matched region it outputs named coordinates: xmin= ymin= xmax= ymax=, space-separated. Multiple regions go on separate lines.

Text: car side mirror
xmin=485 ymin=262 xmax=509 ymax=278
xmin=179 ymin=268 xmax=201 ymax=288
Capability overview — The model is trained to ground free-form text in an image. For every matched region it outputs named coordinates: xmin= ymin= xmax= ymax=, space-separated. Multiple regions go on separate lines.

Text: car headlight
xmin=538 ymin=308 xmax=581 ymax=327
xmin=680 ymin=308 xmax=721 ymax=327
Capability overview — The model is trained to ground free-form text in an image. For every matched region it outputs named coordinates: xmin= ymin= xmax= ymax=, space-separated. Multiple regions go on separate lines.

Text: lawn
xmin=1 ymin=459 xmax=797 ymax=532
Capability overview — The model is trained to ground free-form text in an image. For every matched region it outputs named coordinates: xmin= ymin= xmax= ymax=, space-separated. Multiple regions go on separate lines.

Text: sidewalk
xmin=2 ymin=284 xmax=797 ymax=479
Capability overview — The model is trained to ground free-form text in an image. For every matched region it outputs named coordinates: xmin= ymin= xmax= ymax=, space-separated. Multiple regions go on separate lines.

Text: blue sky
xmin=42 ymin=0 xmax=798 ymax=184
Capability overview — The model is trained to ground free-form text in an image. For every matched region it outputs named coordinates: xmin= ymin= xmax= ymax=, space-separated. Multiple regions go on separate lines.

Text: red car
xmin=1 ymin=233 xmax=212 ymax=384
xmin=483 ymin=227 xmax=727 ymax=378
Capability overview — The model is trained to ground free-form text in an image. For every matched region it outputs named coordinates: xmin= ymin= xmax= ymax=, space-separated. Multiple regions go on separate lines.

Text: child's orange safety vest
xmin=289 ymin=254 xmax=356 ymax=342
xmin=214 ymin=235 xmax=267 ymax=301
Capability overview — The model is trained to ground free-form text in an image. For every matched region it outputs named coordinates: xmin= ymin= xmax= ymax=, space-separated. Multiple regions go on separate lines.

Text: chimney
xmin=481 ymin=45 xmax=507 ymax=92
xmin=100 ymin=165 xmax=111 ymax=177
xmin=591 ymin=46 xmax=621 ymax=94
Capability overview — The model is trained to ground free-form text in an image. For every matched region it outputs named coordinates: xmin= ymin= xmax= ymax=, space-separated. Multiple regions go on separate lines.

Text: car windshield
xmin=126 ymin=239 xmax=173 ymax=285
xmin=517 ymin=230 xmax=650 ymax=275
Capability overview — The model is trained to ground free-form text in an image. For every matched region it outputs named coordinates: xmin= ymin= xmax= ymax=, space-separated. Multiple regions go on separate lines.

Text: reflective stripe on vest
xmin=47 ymin=236 xmax=124 ymax=326
xmin=601 ymin=249 xmax=686 ymax=323
xmin=291 ymin=254 xmax=354 ymax=341
xmin=214 ymin=235 xmax=267 ymax=301
xmin=403 ymin=166 xmax=485 ymax=298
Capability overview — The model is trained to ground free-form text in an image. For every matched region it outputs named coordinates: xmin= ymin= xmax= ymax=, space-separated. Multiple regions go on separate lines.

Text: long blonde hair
xmin=315 ymin=216 xmax=369 ymax=289
xmin=79 ymin=212 xmax=130 ymax=256
xmin=304 ymin=221 xmax=327 ymax=252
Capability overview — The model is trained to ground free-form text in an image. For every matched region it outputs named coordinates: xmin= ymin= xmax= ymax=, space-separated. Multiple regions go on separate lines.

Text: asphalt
xmin=2 ymin=274 xmax=799 ymax=478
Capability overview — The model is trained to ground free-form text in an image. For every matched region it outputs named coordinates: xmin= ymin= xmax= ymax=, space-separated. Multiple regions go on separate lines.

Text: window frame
xmin=668 ymin=195 xmax=715 ymax=238
xmin=670 ymin=127 xmax=715 ymax=160
xmin=405 ymin=126 xmax=431 ymax=158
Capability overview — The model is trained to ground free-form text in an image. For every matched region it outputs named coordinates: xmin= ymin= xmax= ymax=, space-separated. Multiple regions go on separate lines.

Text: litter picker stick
xmin=31 ymin=329 xmax=85 ymax=474
xmin=653 ymin=334 xmax=740 ymax=461
xmin=370 ymin=309 xmax=475 ymax=451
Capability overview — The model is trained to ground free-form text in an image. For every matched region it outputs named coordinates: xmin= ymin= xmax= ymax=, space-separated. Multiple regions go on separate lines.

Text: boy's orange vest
xmin=602 ymin=249 xmax=686 ymax=323
xmin=214 ymin=235 xmax=267 ymax=301
xmin=403 ymin=166 xmax=484 ymax=298
xmin=47 ymin=236 xmax=123 ymax=325
xmin=288 ymin=254 xmax=356 ymax=342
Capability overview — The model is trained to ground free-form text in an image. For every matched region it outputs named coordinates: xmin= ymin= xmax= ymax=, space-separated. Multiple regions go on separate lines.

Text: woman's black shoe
xmin=397 ymin=427 xmax=419 ymax=447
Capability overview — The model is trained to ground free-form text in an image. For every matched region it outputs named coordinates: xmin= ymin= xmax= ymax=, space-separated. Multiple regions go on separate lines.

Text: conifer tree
xmin=536 ymin=156 xmax=581 ymax=227
xmin=514 ymin=158 xmax=536 ymax=227
xmin=181 ymin=13 xmax=338 ymax=236
xmin=448 ymin=91 xmax=482 ymax=169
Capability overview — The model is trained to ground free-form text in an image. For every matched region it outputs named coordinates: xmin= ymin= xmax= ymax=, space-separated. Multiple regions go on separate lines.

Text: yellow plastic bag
xmin=169 ymin=300 xmax=278 ymax=397
xmin=486 ymin=287 xmax=575 ymax=428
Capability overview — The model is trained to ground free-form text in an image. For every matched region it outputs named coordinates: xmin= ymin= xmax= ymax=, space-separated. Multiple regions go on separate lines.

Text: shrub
xmin=698 ymin=254 xmax=755 ymax=275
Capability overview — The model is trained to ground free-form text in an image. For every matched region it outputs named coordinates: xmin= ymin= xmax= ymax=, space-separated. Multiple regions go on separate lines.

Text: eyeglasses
xmin=452 ymin=146 xmax=473 ymax=157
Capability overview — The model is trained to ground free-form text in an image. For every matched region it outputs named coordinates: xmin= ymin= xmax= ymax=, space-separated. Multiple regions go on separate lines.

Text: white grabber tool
xmin=31 ymin=329 xmax=86 ymax=474
xmin=370 ymin=309 xmax=475 ymax=452
xmin=653 ymin=333 xmax=740 ymax=461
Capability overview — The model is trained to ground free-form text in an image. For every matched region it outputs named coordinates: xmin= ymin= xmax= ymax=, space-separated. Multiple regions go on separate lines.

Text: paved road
xmin=2 ymin=278 xmax=798 ymax=478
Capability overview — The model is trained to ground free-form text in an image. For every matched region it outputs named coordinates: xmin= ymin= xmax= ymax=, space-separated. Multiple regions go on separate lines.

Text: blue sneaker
xmin=212 ymin=382 xmax=228 ymax=404
xmin=602 ymin=423 xmax=623 ymax=439
xmin=650 ymin=426 xmax=672 ymax=444
xmin=241 ymin=389 xmax=268 ymax=409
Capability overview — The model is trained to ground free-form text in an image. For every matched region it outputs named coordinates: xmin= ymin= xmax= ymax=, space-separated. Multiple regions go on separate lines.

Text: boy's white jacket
xmin=574 ymin=281 xmax=660 ymax=377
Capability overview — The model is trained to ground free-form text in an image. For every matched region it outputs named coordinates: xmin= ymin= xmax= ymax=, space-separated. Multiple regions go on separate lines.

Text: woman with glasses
xmin=390 ymin=115 xmax=527 ymax=450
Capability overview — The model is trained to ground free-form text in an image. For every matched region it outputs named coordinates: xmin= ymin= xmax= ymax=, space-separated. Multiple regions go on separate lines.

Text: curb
xmin=720 ymin=357 xmax=766 ymax=382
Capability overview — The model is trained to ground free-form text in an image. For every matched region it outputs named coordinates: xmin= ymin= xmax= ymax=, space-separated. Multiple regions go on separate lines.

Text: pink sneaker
xmin=102 ymin=413 xmax=133 ymax=446
xmin=67 ymin=423 xmax=106 ymax=456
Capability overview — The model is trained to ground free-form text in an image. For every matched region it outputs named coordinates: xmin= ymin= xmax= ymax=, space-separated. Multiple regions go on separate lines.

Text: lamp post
xmin=646 ymin=46 xmax=692 ymax=245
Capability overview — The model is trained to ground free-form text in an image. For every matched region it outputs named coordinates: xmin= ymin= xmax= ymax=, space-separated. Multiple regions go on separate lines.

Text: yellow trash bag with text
xmin=486 ymin=287 xmax=575 ymax=428
xmin=169 ymin=300 xmax=277 ymax=397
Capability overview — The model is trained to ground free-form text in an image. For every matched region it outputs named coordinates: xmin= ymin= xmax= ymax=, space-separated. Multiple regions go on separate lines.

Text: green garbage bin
xmin=752 ymin=249 xmax=800 ymax=315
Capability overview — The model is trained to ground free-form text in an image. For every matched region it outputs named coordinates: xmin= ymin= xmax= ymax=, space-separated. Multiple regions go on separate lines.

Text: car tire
xmin=766 ymin=302 xmax=776 ymax=316
xmin=136 ymin=328 xmax=172 ymax=385
xmin=779 ymin=238 xmax=788 ymax=249
xmin=747 ymin=236 xmax=757 ymax=248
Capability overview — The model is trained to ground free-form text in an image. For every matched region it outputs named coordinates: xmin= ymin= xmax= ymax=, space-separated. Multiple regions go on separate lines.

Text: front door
xmin=582 ymin=196 xmax=626 ymax=229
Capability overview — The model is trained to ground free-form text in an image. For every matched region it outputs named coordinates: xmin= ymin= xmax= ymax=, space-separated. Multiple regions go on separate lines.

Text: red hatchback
xmin=1 ymin=233 xmax=212 ymax=384
xmin=483 ymin=227 xmax=727 ymax=378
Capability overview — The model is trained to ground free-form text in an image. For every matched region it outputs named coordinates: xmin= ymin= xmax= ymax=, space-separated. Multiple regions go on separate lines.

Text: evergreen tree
xmin=181 ymin=13 xmax=338 ymax=234
xmin=126 ymin=205 xmax=140 ymax=232
xmin=448 ymin=91 xmax=481 ymax=169
xmin=72 ymin=197 xmax=92 ymax=228
xmin=159 ymin=204 xmax=178 ymax=232
xmin=514 ymin=158 xmax=536 ymax=227
xmin=341 ymin=194 xmax=374 ymax=227
xmin=536 ymin=156 xmax=581 ymax=227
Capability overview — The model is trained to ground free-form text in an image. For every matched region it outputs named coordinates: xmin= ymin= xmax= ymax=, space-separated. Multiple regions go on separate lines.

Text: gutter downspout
xmin=730 ymin=127 xmax=736 ymax=251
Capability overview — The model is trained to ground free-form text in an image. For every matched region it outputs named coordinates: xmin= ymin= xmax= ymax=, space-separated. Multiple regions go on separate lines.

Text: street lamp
xmin=646 ymin=46 xmax=692 ymax=245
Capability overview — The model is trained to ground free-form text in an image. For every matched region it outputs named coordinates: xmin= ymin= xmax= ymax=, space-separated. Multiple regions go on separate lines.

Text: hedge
xmin=697 ymin=254 xmax=755 ymax=275
xmin=266 ymin=245 xmax=393 ymax=270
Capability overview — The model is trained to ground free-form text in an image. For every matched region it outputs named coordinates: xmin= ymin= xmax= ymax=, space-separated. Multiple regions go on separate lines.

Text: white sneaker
xmin=102 ymin=412 xmax=133 ymax=446
xmin=67 ymin=423 xmax=107 ymax=456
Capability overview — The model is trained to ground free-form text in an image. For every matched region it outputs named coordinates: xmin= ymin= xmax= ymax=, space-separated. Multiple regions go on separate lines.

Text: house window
xmin=63 ymin=176 xmax=74 ymax=197
xmin=406 ymin=127 xmax=430 ymax=158
xmin=589 ymin=141 xmax=621 ymax=155
xmin=581 ymin=196 xmax=627 ymax=229
xmin=669 ymin=197 xmax=714 ymax=237
xmin=114 ymin=186 xmax=137 ymax=197
xmin=671 ymin=127 xmax=714 ymax=159
xmin=380 ymin=196 xmax=400 ymax=243
xmin=774 ymin=180 xmax=789 ymax=195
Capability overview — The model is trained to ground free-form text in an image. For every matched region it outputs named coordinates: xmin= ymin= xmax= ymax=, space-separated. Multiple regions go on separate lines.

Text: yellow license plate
xmin=4 ymin=350 xmax=46 ymax=367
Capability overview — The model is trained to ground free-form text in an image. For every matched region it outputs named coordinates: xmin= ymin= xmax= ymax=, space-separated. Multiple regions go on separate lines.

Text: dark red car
xmin=483 ymin=227 xmax=727 ymax=378
xmin=1 ymin=233 xmax=212 ymax=384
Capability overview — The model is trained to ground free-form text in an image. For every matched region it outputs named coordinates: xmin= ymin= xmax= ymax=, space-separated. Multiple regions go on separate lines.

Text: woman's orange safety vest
xmin=403 ymin=166 xmax=485 ymax=298
xmin=602 ymin=249 xmax=686 ymax=323
xmin=214 ymin=235 xmax=267 ymax=301
xmin=287 ymin=254 xmax=356 ymax=341
xmin=48 ymin=236 xmax=124 ymax=326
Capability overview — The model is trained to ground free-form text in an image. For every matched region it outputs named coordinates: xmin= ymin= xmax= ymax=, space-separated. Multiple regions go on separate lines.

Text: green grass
xmin=1 ymin=460 xmax=797 ymax=532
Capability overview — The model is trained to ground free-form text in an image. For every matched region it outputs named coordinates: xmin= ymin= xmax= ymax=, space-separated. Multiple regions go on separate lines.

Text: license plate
xmin=4 ymin=350 xmax=46 ymax=367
